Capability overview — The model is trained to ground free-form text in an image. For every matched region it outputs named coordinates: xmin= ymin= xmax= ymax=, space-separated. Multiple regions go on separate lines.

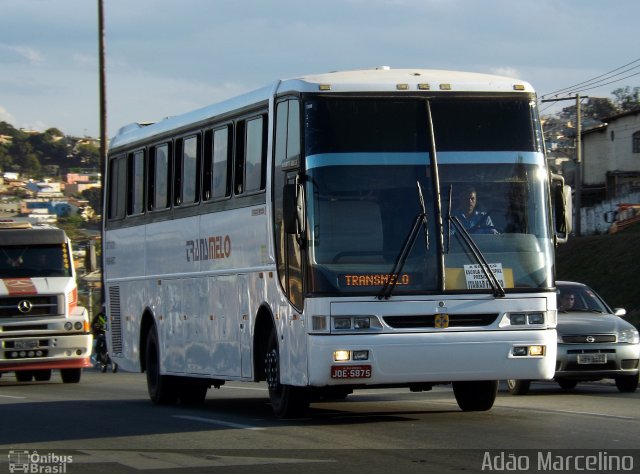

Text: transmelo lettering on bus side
xmin=186 ymin=235 xmax=231 ymax=262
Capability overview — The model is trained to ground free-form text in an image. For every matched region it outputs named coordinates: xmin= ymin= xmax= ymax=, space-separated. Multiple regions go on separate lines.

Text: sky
xmin=0 ymin=0 xmax=638 ymax=139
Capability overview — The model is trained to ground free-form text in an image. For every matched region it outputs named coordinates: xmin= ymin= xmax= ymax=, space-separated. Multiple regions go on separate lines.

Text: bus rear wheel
xmin=146 ymin=325 xmax=178 ymax=405
xmin=265 ymin=330 xmax=310 ymax=418
xmin=452 ymin=380 xmax=498 ymax=411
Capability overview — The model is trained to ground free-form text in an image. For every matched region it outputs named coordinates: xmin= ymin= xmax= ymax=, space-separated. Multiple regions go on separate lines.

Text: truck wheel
xmin=15 ymin=371 xmax=33 ymax=382
xmin=33 ymin=370 xmax=52 ymax=381
xmin=615 ymin=374 xmax=638 ymax=393
xmin=60 ymin=368 xmax=82 ymax=383
xmin=452 ymin=380 xmax=498 ymax=411
xmin=146 ymin=325 xmax=178 ymax=404
xmin=265 ymin=329 xmax=310 ymax=418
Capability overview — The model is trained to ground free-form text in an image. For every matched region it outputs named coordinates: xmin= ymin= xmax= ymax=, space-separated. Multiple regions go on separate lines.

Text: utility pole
xmin=541 ymin=94 xmax=586 ymax=236
xmin=98 ymin=0 xmax=107 ymax=184
xmin=97 ymin=0 xmax=106 ymax=302
xmin=575 ymin=95 xmax=582 ymax=236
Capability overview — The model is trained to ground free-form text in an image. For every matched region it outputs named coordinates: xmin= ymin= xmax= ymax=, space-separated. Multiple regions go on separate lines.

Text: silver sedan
xmin=507 ymin=281 xmax=639 ymax=394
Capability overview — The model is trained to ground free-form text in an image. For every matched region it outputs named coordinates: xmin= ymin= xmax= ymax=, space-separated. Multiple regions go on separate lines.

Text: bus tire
xmin=506 ymin=379 xmax=530 ymax=395
xmin=60 ymin=368 xmax=82 ymax=384
xmin=146 ymin=325 xmax=178 ymax=405
xmin=178 ymin=379 xmax=208 ymax=405
xmin=265 ymin=330 xmax=310 ymax=418
xmin=452 ymin=380 xmax=498 ymax=411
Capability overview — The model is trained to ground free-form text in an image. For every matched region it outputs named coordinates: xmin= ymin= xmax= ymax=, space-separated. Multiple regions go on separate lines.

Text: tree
xmin=558 ymin=97 xmax=618 ymax=125
xmin=81 ymin=187 xmax=103 ymax=214
xmin=76 ymin=142 xmax=100 ymax=167
xmin=612 ymin=86 xmax=640 ymax=112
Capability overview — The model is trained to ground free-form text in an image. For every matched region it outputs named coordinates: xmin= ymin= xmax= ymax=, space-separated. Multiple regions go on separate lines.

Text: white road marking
xmin=71 ymin=450 xmax=334 ymax=470
xmin=173 ymin=414 xmax=266 ymax=430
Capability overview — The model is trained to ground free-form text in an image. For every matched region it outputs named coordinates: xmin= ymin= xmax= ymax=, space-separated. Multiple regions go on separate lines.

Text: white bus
xmin=103 ymin=68 xmax=571 ymax=417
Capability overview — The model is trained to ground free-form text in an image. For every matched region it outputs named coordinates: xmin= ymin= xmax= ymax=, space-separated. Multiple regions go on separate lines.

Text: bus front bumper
xmin=307 ymin=329 xmax=557 ymax=386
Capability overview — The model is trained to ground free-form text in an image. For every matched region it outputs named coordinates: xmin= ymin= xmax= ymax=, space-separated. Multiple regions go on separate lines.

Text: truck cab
xmin=0 ymin=221 xmax=92 ymax=383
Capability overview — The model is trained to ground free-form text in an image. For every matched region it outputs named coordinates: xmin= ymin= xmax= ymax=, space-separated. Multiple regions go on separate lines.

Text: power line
xmin=562 ymin=70 xmax=640 ymax=96
xmin=541 ymin=58 xmax=640 ymax=99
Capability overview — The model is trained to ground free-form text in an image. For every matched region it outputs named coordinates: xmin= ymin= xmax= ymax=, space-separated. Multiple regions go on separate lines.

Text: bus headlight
xmin=331 ymin=316 xmax=382 ymax=333
xmin=334 ymin=318 xmax=352 ymax=330
xmin=503 ymin=312 xmax=546 ymax=327
xmin=333 ymin=350 xmax=370 ymax=362
xmin=334 ymin=350 xmax=351 ymax=362
xmin=527 ymin=313 xmax=545 ymax=325
xmin=512 ymin=345 xmax=545 ymax=357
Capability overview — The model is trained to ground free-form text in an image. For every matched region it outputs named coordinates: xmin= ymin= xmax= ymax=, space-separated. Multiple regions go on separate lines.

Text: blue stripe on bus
xmin=305 ymin=151 xmax=544 ymax=168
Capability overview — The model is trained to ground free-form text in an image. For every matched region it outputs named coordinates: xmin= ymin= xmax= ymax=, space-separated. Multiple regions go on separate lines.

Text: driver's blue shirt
xmin=456 ymin=210 xmax=495 ymax=233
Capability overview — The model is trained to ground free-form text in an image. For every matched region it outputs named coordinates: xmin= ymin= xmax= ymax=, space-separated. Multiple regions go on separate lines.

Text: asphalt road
xmin=0 ymin=368 xmax=638 ymax=473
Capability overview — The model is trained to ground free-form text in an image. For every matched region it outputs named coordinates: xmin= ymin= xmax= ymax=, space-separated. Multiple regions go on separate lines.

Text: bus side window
xmin=234 ymin=120 xmax=245 ymax=195
xmin=108 ymin=155 xmax=126 ymax=220
xmin=181 ymin=134 xmax=201 ymax=206
xmin=244 ymin=115 xmax=267 ymax=193
xmin=127 ymin=149 xmax=145 ymax=215
xmin=149 ymin=143 xmax=171 ymax=211
xmin=203 ymin=125 xmax=232 ymax=202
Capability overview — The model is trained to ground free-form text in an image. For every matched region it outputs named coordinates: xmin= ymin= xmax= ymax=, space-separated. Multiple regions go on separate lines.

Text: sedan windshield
xmin=557 ymin=284 xmax=611 ymax=314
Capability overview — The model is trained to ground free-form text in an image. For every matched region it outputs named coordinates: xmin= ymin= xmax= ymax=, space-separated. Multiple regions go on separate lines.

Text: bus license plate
xmin=331 ymin=365 xmax=372 ymax=379
xmin=577 ymin=353 xmax=606 ymax=364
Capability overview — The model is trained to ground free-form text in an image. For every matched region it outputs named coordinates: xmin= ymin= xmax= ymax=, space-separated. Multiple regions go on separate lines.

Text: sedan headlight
xmin=618 ymin=327 xmax=639 ymax=344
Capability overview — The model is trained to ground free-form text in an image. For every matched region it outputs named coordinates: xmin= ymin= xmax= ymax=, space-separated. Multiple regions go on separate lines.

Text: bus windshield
xmin=303 ymin=97 xmax=554 ymax=296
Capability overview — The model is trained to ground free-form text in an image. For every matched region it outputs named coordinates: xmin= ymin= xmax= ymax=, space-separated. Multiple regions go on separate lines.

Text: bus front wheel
xmin=146 ymin=325 xmax=178 ymax=405
xmin=265 ymin=330 xmax=310 ymax=418
xmin=452 ymin=380 xmax=498 ymax=411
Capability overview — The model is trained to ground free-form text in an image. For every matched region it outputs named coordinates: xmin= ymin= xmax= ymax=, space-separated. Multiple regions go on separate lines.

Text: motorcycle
xmin=95 ymin=333 xmax=118 ymax=373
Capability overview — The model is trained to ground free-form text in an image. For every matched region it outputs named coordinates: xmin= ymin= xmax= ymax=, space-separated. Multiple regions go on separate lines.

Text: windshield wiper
xmin=377 ymin=181 xmax=429 ymax=300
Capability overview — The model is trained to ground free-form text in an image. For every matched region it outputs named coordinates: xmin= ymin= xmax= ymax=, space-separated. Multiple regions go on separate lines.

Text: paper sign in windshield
xmin=463 ymin=263 xmax=505 ymax=289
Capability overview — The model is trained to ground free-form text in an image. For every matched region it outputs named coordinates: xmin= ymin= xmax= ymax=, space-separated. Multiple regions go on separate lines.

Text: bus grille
xmin=561 ymin=335 xmax=616 ymax=343
xmin=0 ymin=295 xmax=61 ymax=318
xmin=383 ymin=313 xmax=499 ymax=328
xmin=108 ymin=286 xmax=123 ymax=355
